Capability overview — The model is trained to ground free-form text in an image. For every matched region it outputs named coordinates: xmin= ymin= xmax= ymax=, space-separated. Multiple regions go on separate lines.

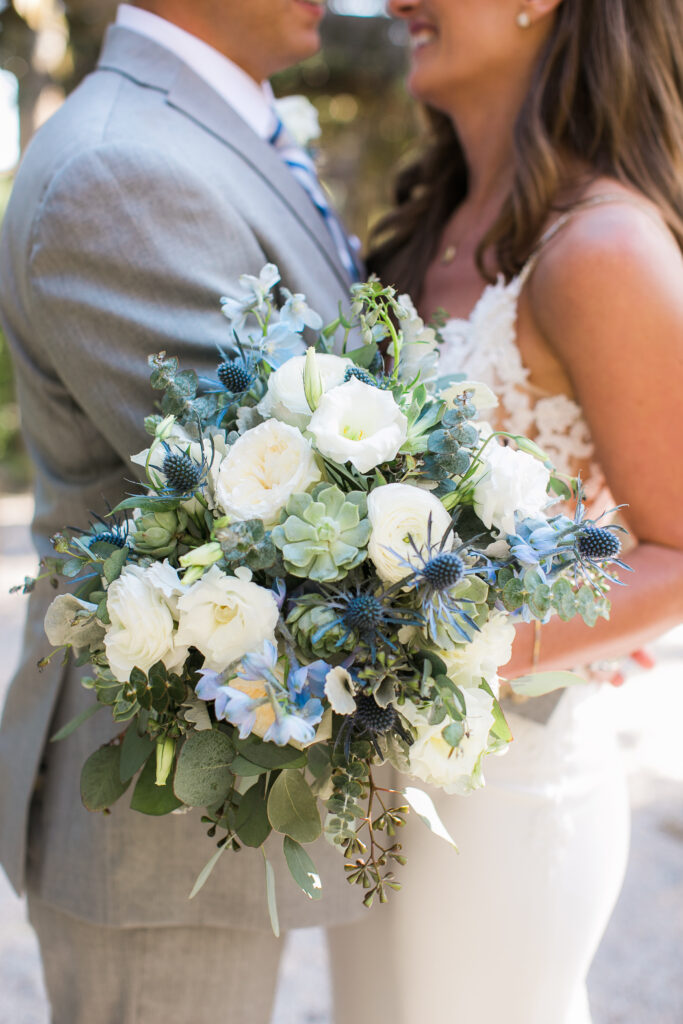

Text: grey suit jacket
xmin=0 ymin=26 xmax=365 ymax=930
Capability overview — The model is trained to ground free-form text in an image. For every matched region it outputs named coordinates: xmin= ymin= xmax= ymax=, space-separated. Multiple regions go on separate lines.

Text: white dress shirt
xmin=115 ymin=4 xmax=275 ymax=138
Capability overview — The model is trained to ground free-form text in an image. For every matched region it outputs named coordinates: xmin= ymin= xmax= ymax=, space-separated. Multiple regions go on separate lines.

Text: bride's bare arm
xmin=504 ymin=202 xmax=683 ymax=678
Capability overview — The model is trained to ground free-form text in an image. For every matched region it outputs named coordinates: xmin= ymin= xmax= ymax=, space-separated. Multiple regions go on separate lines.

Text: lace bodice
xmin=435 ymin=200 xmax=632 ymax=504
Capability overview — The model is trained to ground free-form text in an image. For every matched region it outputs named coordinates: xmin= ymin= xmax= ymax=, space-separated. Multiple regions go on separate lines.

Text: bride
xmin=328 ymin=1 xmax=683 ymax=1021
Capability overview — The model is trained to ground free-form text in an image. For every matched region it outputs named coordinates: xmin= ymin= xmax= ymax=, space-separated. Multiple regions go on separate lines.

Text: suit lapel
xmin=96 ymin=26 xmax=351 ymax=292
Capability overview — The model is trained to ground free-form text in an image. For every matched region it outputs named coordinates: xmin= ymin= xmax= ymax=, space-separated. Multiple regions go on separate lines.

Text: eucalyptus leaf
xmin=264 ymin=853 xmax=280 ymax=938
xmin=230 ymin=755 xmax=269 ymax=777
xmin=80 ymin=745 xmax=130 ymax=812
xmin=120 ymin=723 xmax=155 ymax=783
xmin=283 ymin=836 xmax=322 ymax=901
xmin=189 ymin=843 xmax=227 ymax=900
xmin=509 ymin=671 xmax=588 ymax=697
xmin=267 ymin=769 xmax=322 ymax=843
xmin=102 ymin=547 xmax=128 ymax=585
xmin=130 ymin=754 xmax=183 ymax=815
xmin=403 ymin=786 xmax=459 ymax=851
xmin=235 ymin=735 xmax=306 ymax=770
xmin=479 ymin=682 xmax=513 ymax=743
xmin=442 ymin=721 xmax=465 ymax=747
xmin=173 ymin=730 xmax=234 ymax=807
xmin=234 ymin=778 xmax=272 ymax=848
xmin=50 ymin=702 xmax=104 ymax=743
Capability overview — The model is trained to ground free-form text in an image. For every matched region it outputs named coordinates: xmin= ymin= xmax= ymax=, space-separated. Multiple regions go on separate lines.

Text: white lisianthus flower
xmin=402 ymin=688 xmax=496 ymax=796
xmin=367 ymin=483 xmax=453 ymax=584
xmin=274 ymin=94 xmax=322 ymax=148
xmin=213 ymin=419 xmax=321 ymax=527
xmin=258 ymin=353 xmax=352 ymax=430
xmin=104 ymin=565 xmax=188 ymax=683
xmin=473 ymin=442 xmax=551 ymax=535
xmin=439 ymin=611 xmax=516 ymax=694
xmin=308 ymin=379 xmax=408 ymax=474
xmin=396 ymin=294 xmax=439 ymax=386
xmin=175 ymin=565 xmax=279 ymax=672
xmin=438 ymin=379 xmax=499 ymax=415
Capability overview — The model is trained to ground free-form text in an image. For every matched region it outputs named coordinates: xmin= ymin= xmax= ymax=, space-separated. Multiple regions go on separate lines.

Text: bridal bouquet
xmin=39 ymin=266 xmax=625 ymax=928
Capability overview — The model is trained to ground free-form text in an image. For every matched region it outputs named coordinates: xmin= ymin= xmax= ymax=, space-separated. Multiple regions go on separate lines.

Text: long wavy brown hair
xmin=368 ymin=0 xmax=683 ymax=299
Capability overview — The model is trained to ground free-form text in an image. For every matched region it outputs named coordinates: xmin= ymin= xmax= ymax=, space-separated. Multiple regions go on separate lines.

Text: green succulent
xmin=131 ymin=508 xmax=190 ymax=558
xmin=272 ymin=484 xmax=371 ymax=582
xmin=287 ymin=597 xmax=356 ymax=659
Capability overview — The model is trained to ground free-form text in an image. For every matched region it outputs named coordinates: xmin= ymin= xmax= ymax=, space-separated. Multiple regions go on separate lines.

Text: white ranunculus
xmin=367 ymin=483 xmax=453 ymax=584
xmin=438 ymin=379 xmax=499 ymax=415
xmin=439 ymin=611 xmax=516 ymax=694
xmin=258 ymin=353 xmax=352 ymax=430
xmin=402 ymin=688 xmax=496 ymax=796
xmin=274 ymin=95 xmax=322 ymax=148
xmin=396 ymin=294 xmax=439 ymax=386
xmin=473 ymin=442 xmax=551 ymax=535
xmin=175 ymin=565 xmax=279 ymax=673
xmin=104 ymin=565 xmax=187 ymax=683
xmin=213 ymin=419 xmax=321 ymax=528
xmin=308 ymin=378 xmax=408 ymax=474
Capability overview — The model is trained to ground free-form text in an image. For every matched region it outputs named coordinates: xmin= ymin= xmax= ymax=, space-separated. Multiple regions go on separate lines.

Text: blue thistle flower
xmin=302 ymin=582 xmax=424 ymax=662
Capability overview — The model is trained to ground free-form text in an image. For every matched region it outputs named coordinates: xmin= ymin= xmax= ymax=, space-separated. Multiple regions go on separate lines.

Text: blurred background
xmin=0 ymin=3 xmax=681 ymax=1023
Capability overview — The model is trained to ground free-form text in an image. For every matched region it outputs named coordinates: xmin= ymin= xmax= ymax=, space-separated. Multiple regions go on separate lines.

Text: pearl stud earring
xmin=516 ymin=10 xmax=531 ymax=27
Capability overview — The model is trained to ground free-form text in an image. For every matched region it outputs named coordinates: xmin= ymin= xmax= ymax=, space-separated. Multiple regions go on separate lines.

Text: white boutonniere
xmin=274 ymin=94 xmax=322 ymax=149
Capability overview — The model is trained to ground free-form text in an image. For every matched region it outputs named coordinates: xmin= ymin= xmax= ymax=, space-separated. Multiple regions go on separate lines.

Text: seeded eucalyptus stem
xmin=344 ymin=764 xmax=407 ymax=908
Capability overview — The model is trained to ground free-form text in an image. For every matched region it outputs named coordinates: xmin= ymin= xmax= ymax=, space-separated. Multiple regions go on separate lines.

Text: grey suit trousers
xmin=28 ymin=895 xmax=284 ymax=1024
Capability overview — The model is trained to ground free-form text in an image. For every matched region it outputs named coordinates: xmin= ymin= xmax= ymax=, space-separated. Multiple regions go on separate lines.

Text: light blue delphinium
xmin=259 ymin=321 xmax=307 ymax=369
xmin=220 ymin=264 xmax=281 ymax=331
xmin=279 ymin=288 xmax=323 ymax=333
xmin=195 ymin=641 xmax=327 ymax=746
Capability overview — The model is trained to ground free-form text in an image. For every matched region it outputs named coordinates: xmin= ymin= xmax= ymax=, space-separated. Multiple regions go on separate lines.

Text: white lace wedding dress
xmin=329 ymin=205 xmax=631 ymax=1024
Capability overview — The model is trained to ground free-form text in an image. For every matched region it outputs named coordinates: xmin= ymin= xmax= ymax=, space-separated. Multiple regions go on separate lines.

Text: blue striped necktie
xmin=269 ymin=117 xmax=360 ymax=282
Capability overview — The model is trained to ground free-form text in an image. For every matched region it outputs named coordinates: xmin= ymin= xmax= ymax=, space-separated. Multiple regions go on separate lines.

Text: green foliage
xmin=234 ymin=778 xmax=272 ymax=848
xmin=173 ymin=730 xmax=235 ymax=807
xmin=80 ymin=745 xmax=130 ymax=812
xmin=267 ymin=769 xmax=322 ymax=843
xmin=234 ymin=734 xmax=306 ymax=770
xmin=122 ymin=661 xmax=186 ymax=715
xmin=130 ymin=754 xmax=183 ymax=815
xmin=283 ymin=836 xmax=322 ymax=901
xmin=119 ymin=721 xmax=155 ymax=783
xmin=213 ymin=518 xmax=279 ymax=573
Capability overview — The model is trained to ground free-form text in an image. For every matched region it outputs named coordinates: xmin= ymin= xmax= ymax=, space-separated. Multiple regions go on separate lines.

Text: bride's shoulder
xmin=527 ymin=181 xmax=683 ymax=363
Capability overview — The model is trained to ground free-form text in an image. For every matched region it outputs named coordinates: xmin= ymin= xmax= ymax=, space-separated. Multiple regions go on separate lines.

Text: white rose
xmin=274 ymin=95 xmax=322 ymax=148
xmin=175 ymin=565 xmax=279 ymax=672
xmin=213 ymin=419 xmax=321 ymax=527
xmin=104 ymin=565 xmax=187 ymax=683
xmin=258 ymin=353 xmax=352 ymax=430
xmin=402 ymin=688 xmax=496 ymax=795
xmin=367 ymin=483 xmax=453 ymax=584
xmin=308 ymin=378 xmax=408 ymax=474
xmin=439 ymin=611 xmax=515 ymax=694
xmin=473 ymin=442 xmax=550 ymax=535
xmin=396 ymin=294 xmax=439 ymax=386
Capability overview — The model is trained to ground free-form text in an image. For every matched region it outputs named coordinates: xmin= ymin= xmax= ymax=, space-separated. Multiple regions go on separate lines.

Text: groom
xmin=0 ymin=2 xmax=361 ymax=1020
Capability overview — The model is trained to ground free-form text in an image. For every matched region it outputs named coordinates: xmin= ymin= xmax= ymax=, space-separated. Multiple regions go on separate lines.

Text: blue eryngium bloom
xmin=195 ymin=641 xmax=327 ymax=746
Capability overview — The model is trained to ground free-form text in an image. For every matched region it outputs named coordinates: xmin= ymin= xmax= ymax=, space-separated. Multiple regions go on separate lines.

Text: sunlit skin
xmin=388 ymin=0 xmax=683 ymax=678
xmin=134 ymin=0 xmax=326 ymax=81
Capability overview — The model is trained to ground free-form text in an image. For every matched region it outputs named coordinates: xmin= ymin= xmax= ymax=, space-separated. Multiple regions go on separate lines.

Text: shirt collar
xmin=115 ymin=4 xmax=275 ymax=139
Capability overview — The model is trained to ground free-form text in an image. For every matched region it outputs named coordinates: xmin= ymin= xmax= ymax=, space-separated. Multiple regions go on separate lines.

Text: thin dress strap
xmin=516 ymin=193 xmax=661 ymax=287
